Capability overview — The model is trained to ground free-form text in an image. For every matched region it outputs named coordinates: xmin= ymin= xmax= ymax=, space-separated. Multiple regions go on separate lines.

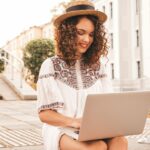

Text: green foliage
xmin=0 ymin=59 xmax=4 ymax=73
xmin=23 ymin=39 xmax=55 ymax=83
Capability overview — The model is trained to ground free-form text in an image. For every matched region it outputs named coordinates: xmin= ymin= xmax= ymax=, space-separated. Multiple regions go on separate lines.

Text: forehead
xmin=76 ymin=17 xmax=94 ymax=32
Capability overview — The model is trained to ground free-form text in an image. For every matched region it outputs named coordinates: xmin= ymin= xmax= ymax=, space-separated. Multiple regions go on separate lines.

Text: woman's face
xmin=76 ymin=17 xmax=94 ymax=58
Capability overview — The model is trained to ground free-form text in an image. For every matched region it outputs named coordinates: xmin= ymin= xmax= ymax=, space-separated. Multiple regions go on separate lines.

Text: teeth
xmin=80 ymin=44 xmax=88 ymax=48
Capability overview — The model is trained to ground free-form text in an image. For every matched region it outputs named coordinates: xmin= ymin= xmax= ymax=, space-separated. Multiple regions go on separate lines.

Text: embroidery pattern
xmin=51 ymin=57 xmax=78 ymax=89
xmin=38 ymin=102 xmax=64 ymax=112
xmin=39 ymin=73 xmax=55 ymax=79
xmin=39 ymin=56 xmax=107 ymax=90
xmin=80 ymin=61 xmax=107 ymax=88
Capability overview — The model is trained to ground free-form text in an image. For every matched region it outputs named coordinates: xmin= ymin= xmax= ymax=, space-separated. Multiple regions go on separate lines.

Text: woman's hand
xmin=69 ymin=118 xmax=82 ymax=129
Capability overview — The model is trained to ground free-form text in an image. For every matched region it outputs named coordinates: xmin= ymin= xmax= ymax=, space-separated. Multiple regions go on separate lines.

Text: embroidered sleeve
xmin=37 ymin=58 xmax=64 ymax=113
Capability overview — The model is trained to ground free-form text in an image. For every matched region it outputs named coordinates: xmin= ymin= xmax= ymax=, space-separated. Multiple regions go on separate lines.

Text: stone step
xmin=0 ymin=72 xmax=37 ymax=100
xmin=0 ymin=77 xmax=20 ymax=100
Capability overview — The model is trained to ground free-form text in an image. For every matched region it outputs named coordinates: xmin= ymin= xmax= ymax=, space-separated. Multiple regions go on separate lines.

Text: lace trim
xmin=38 ymin=73 xmax=55 ymax=79
xmin=38 ymin=102 xmax=64 ymax=112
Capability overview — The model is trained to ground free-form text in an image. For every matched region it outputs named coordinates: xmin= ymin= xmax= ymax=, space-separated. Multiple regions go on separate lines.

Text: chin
xmin=79 ymin=48 xmax=88 ymax=54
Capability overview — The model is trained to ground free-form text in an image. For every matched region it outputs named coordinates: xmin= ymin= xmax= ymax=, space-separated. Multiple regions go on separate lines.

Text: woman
xmin=37 ymin=0 xmax=128 ymax=150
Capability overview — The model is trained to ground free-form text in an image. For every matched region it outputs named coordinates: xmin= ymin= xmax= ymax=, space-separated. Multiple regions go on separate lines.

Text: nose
xmin=83 ymin=34 xmax=90 ymax=43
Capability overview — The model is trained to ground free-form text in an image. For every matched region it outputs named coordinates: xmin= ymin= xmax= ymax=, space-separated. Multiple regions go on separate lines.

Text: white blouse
xmin=37 ymin=55 xmax=113 ymax=150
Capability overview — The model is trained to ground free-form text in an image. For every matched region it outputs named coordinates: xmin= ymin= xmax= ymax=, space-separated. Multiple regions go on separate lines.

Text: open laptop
xmin=61 ymin=91 xmax=150 ymax=141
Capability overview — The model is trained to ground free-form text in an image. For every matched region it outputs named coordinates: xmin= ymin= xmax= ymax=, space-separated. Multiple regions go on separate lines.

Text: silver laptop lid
xmin=78 ymin=91 xmax=150 ymax=141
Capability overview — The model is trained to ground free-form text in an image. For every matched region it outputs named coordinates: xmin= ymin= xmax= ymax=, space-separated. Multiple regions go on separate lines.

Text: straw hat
xmin=54 ymin=0 xmax=107 ymax=27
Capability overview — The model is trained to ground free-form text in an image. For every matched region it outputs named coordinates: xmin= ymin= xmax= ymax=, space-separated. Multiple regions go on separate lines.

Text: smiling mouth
xmin=79 ymin=44 xmax=89 ymax=49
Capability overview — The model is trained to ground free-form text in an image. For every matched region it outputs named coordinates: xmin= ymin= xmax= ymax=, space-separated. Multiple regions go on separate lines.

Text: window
xmin=136 ymin=0 xmax=139 ymax=14
xmin=102 ymin=6 xmax=105 ymax=13
xmin=0 ymin=50 xmax=5 ymax=57
xmin=110 ymin=2 xmax=113 ymax=19
xmin=111 ymin=63 xmax=115 ymax=79
xmin=136 ymin=30 xmax=139 ymax=47
xmin=110 ymin=33 xmax=113 ymax=49
xmin=137 ymin=61 xmax=141 ymax=78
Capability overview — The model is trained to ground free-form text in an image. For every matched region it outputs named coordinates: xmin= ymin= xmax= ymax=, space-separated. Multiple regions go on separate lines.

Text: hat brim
xmin=54 ymin=10 xmax=107 ymax=27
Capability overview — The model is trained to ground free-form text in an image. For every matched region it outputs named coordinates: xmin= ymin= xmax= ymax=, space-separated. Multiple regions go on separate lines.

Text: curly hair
xmin=54 ymin=15 xmax=108 ymax=66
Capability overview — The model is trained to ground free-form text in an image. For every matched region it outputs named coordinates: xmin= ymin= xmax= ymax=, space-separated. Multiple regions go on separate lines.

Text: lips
xmin=79 ymin=43 xmax=89 ymax=49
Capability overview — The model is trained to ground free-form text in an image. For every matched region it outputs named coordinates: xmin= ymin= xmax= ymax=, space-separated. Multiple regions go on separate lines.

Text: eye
xmin=77 ymin=30 xmax=85 ymax=35
xmin=89 ymin=32 xmax=94 ymax=37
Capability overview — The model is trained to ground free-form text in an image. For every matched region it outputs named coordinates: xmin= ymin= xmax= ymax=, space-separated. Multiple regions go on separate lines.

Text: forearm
xmin=39 ymin=109 xmax=73 ymax=127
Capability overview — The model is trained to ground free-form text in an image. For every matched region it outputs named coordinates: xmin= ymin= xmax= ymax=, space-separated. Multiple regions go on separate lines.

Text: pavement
xmin=0 ymin=100 xmax=44 ymax=150
xmin=0 ymin=100 xmax=149 ymax=150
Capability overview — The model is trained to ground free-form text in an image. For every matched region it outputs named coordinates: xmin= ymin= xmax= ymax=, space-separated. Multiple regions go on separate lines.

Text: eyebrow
xmin=76 ymin=28 xmax=94 ymax=34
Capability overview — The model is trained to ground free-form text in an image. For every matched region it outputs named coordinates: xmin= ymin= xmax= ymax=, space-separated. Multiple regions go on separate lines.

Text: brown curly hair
xmin=54 ymin=15 xmax=108 ymax=66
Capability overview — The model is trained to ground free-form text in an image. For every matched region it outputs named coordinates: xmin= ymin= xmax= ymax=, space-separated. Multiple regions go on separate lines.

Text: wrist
xmin=64 ymin=117 xmax=74 ymax=127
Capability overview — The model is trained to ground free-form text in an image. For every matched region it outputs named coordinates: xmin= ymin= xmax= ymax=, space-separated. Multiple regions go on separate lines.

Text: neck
xmin=75 ymin=53 xmax=82 ymax=60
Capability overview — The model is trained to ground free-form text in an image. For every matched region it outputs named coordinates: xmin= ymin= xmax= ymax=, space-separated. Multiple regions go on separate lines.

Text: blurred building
xmin=1 ymin=0 xmax=150 ymax=91
xmin=2 ymin=23 xmax=54 ymax=59
xmin=94 ymin=0 xmax=150 ymax=90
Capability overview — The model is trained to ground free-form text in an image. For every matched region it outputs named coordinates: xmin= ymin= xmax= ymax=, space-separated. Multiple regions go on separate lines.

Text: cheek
xmin=76 ymin=35 xmax=82 ymax=42
xmin=90 ymin=38 xmax=94 ymax=44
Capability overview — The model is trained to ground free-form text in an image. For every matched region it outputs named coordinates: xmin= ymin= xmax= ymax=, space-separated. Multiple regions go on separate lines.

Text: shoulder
xmin=39 ymin=56 xmax=56 ymax=75
xmin=39 ymin=55 xmax=65 ymax=74
xmin=41 ymin=55 xmax=59 ymax=68
xmin=40 ymin=57 xmax=52 ymax=71
xmin=50 ymin=55 xmax=66 ymax=64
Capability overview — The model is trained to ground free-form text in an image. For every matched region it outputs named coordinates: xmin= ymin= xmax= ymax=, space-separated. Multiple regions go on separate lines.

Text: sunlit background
xmin=0 ymin=0 xmax=150 ymax=95
xmin=0 ymin=0 xmax=68 ymax=46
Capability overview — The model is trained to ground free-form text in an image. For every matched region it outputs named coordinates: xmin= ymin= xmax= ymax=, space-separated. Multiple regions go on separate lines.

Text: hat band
xmin=66 ymin=4 xmax=95 ymax=12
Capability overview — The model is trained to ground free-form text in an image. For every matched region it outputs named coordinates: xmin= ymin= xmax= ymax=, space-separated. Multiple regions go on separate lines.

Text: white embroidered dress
xmin=37 ymin=56 xmax=112 ymax=150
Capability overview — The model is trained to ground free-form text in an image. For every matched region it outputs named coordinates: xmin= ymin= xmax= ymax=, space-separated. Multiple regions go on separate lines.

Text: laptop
xmin=60 ymin=91 xmax=150 ymax=141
